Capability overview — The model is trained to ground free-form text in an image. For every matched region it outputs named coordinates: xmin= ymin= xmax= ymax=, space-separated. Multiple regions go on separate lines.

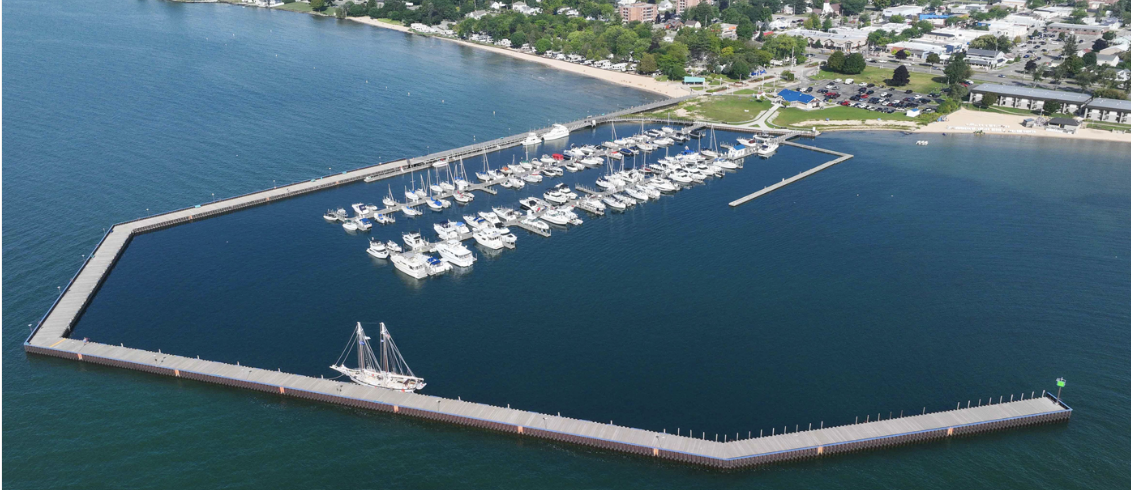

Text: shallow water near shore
xmin=6 ymin=0 xmax=1131 ymax=488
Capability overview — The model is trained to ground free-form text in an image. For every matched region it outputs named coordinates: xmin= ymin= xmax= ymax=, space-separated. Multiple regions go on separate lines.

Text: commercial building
xmin=676 ymin=0 xmax=708 ymax=15
xmin=1083 ymin=98 xmax=1131 ymax=124
xmin=965 ymin=48 xmax=1008 ymax=69
xmin=1046 ymin=23 xmax=1108 ymax=37
xmin=786 ymin=28 xmax=868 ymax=52
xmin=888 ymin=41 xmax=958 ymax=60
xmin=776 ymin=89 xmax=821 ymax=109
xmin=971 ymin=84 xmax=1093 ymax=114
xmin=882 ymin=5 xmax=923 ymax=18
xmin=618 ymin=2 xmax=657 ymax=23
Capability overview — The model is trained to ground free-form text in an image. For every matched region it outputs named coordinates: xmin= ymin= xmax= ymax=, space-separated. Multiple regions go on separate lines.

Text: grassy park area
xmin=810 ymin=66 xmax=946 ymax=94
xmin=642 ymin=96 xmax=772 ymax=124
xmin=772 ymin=105 xmax=920 ymax=127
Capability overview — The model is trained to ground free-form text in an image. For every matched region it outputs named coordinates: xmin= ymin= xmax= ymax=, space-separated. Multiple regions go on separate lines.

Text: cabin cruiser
xmin=391 ymin=252 xmax=430 ymax=279
xmin=601 ymin=195 xmax=626 ymax=211
xmin=402 ymin=232 xmax=428 ymax=250
xmin=624 ymin=187 xmax=649 ymax=202
xmin=373 ymin=213 xmax=395 ymax=225
xmin=540 ymin=208 xmax=571 ymax=226
xmin=580 ymin=157 xmax=602 ymax=167
xmin=342 ymin=219 xmax=359 ymax=232
xmin=464 ymin=214 xmax=490 ymax=230
xmin=757 ymin=141 xmax=779 ymax=156
xmin=425 ymin=255 xmax=452 ymax=275
xmin=401 ymin=206 xmax=422 ymax=217
xmin=478 ymin=211 xmax=501 ymax=225
xmin=564 ymin=162 xmax=584 ymax=172
xmin=521 ymin=216 xmax=551 ymax=233
xmin=577 ymin=196 xmax=605 ymax=213
xmin=435 ymin=240 xmax=476 ymax=268
xmin=473 ymin=229 xmax=506 ymax=250
xmin=714 ymin=158 xmax=738 ymax=170
xmin=595 ymin=176 xmax=617 ymax=190
xmin=453 ymin=190 xmax=474 ymax=204
xmin=324 ymin=208 xmax=348 ymax=222
xmin=614 ymin=193 xmax=637 ymax=206
xmin=492 ymin=206 xmax=521 ymax=222
xmin=522 ymin=132 xmax=541 ymax=146
xmin=542 ymin=166 xmax=564 ymax=178
xmin=366 ymin=239 xmax=389 ymax=259
xmin=502 ymin=177 xmax=525 ymax=189
xmin=544 ymin=188 xmax=570 ymax=205
xmin=355 ymin=218 xmax=374 ymax=231
xmin=352 ymin=203 xmax=378 ymax=216
xmin=519 ymin=197 xmax=549 ymax=212
xmin=434 ymin=220 xmax=470 ymax=240
xmin=654 ymin=137 xmax=674 ymax=147
xmin=669 ymin=171 xmax=693 ymax=184
xmin=523 ymin=172 xmax=543 ymax=183
xmin=385 ymin=240 xmax=403 ymax=253
xmin=539 ymin=155 xmax=556 ymax=164
xmin=542 ymin=124 xmax=570 ymax=142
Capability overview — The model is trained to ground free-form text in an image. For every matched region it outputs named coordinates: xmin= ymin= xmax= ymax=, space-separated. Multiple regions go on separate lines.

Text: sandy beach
xmin=916 ymin=109 xmax=1131 ymax=143
xmin=347 ymin=17 xmax=691 ymax=98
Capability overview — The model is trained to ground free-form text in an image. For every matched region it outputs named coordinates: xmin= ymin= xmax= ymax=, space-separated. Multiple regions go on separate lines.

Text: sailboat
xmin=331 ymin=322 xmax=426 ymax=392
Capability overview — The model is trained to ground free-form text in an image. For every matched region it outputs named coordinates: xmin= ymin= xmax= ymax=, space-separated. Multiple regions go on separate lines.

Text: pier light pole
xmin=1056 ymin=377 xmax=1066 ymax=400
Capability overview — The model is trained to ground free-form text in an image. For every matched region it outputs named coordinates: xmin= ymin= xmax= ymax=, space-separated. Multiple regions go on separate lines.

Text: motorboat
xmin=542 ymin=124 xmax=569 ymax=142
xmin=523 ymin=172 xmax=543 ymax=183
xmin=714 ymin=158 xmax=739 ymax=170
xmin=342 ymin=219 xmax=359 ymax=232
xmin=651 ymin=178 xmax=677 ymax=192
xmin=614 ymin=193 xmax=637 ymax=206
xmin=521 ymin=132 xmax=540 ymax=146
xmin=373 ymin=213 xmax=395 ymax=225
xmin=352 ymin=203 xmax=378 ymax=216
xmin=543 ymin=189 xmax=570 ymax=205
xmin=601 ymin=196 xmax=626 ymax=210
xmin=669 ymin=171 xmax=692 ymax=184
xmin=521 ymin=216 xmax=551 ymax=233
xmin=474 ymin=229 xmax=506 ymax=250
xmin=425 ymin=255 xmax=451 ymax=275
xmin=519 ymin=197 xmax=548 ymax=212
xmin=581 ymin=157 xmax=602 ymax=167
xmin=402 ymin=232 xmax=428 ymax=250
xmin=564 ymin=162 xmax=584 ymax=172
xmin=464 ymin=214 xmax=489 ymax=230
xmin=434 ymin=220 xmax=470 ymax=240
xmin=330 ymin=322 xmax=426 ymax=392
xmin=519 ymin=160 xmax=534 ymax=171
xmin=426 ymin=198 xmax=444 ymax=211
xmin=356 ymin=218 xmax=374 ymax=231
xmin=701 ymin=150 xmax=718 ymax=158
xmin=540 ymin=208 xmax=571 ymax=226
xmin=402 ymin=206 xmax=422 ymax=217
xmin=435 ymin=240 xmax=476 ymax=267
xmin=391 ymin=252 xmax=430 ymax=279
xmin=478 ymin=211 xmax=501 ymax=225
xmin=502 ymin=177 xmax=525 ymax=189
xmin=577 ymin=197 xmax=605 ymax=214
xmin=366 ymin=239 xmax=389 ymax=259
xmin=324 ymin=208 xmax=348 ymax=222
xmin=385 ymin=241 xmax=403 ymax=253
xmin=453 ymin=191 xmax=474 ymax=204
xmin=624 ymin=187 xmax=649 ymax=202
xmin=757 ymin=141 xmax=779 ymax=156
xmin=542 ymin=166 xmax=564 ymax=178
xmin=492 ymin=206 xmax=520 ymax=222
xmin=639 ymin=185 xmax=661 ymax=200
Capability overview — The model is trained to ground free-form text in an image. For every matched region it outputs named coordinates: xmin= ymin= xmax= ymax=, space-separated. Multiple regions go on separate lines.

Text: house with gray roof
xmin=1083 ymin=98 xmax=1131 ymax=124
xmin=971 ymin=84 xmax=1093 ymax=114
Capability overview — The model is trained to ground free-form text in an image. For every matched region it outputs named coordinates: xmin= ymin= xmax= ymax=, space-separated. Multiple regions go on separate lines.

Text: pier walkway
xmin=729 ymin=141 xmax=854 ymax=207
xmin=25 ymin=95 xmax=1070 ymax=469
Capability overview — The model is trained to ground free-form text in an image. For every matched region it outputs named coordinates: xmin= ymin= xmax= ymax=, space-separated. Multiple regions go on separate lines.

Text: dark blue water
xmin=6 ymin=0 xmax=1131 ymax=488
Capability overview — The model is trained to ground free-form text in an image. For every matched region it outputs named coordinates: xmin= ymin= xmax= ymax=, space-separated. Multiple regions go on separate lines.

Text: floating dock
xmin=729 ymin=141 xmax=854 ymax=207
xmin=25 ymin=97 xmax=1070 ymax=469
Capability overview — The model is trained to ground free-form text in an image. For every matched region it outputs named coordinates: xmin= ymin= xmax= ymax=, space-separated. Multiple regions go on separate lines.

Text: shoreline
xmin=346 ymin=17 xmax=691 ymax=98
xmin=916 ymin=109 xmax=1131 ymax=143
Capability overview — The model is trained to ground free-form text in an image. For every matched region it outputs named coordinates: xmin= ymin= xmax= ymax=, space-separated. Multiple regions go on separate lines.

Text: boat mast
xmin=380 ymin=322 xmax=389 ymax=373
xmin=356 ymin=322 xmax=366 ymax=372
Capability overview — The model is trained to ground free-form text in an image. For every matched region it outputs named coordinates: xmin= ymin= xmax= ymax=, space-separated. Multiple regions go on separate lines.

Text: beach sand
xmin=916 ymin=109 xmax=1131 ymax=143
xmin=348 ymin=17 xmax=692 ymax=98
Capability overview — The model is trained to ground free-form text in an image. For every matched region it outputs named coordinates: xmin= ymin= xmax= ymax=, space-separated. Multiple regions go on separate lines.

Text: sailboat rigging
xmin=331 ymin=322 xmax=426 ymax=392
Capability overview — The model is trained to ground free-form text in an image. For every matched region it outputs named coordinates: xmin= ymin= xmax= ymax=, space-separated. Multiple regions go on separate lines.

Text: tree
xmin=827 ymin=50 xmax=846 ymax=72
xmin=1103 ymin=31 xmax=1116 ymax=41
xmin=1024 ymin=59 xmax=1037 ymax=72
xmin=1083 ymin=51 xmax=1097 ymax=66
xmin=842 ymin=53 xmax=866 ymax=74
xmin=1031 ymin=67 xmax=1043 ymax=86
xmin=981 ymin=92 xmax=998 ymax=107
xmin=311 ymin=0 xmax=328 ymax=11
xmin=891 ymin=65 xmax=911 ymax=86
xmin=821 ymin=18 xmax=833 ymax=31
xmin=369 ymin=6 xmax=381 ymax=17
xmin=729 ymin=59 xmax=752 ymax=80
xmin=944 ymin=58 xmax=971 ymax=84
xmin=1043 ymin=100 xmax=1062 ymax=115
xmin=926 ymin=52 xmax=941 ymax=64
xmin=970 ymin=34 xmax=999 ymax=51
xmin=736 ymin=19 xmax=754 ymax=41
xmin=510 ymin=31 xmax=527 ymax=48
xmin=840 ymin=0 xmax=867 ymax=15
xmin=638 ymin=52 xmax=658 ymax=73
xmin=895 ymin=49 xmax=909 ymax=60
xmin=890 ymin=14 xmax=905 ymax=23
xmin=781 ymin=70 xmax=795 ymax=81
xmin=1093 ymin=88 xmax=1127 ymax=100
xmin=535 ymin=38 xmax=551 ymax=55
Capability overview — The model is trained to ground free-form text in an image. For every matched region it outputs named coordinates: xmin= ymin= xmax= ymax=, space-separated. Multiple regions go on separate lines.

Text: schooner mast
xmin=331 ymin=322 xmax=426 ymax=393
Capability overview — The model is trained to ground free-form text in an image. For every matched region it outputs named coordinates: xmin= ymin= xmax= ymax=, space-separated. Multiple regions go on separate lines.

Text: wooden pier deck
xmin=25 ymin=95 xmax=1071 ymax=469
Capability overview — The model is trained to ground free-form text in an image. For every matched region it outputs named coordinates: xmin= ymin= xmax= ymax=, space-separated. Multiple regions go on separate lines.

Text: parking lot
xmin=796 ymin=78 xmax=942 ymax=115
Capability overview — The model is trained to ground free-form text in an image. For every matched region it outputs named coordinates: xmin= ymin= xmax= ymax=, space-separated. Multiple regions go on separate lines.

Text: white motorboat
xmin=453 ymin=191 xmax=474 ymax=204
xmin=366 ymin=239 xmax=389 ymax=259
xmin=521 ymin=216 xmax=551 ymax=233
xmin=669 ymin=171 xmax=692 ymax=184
xmin=542 ymin=166 xmax=564 ymax=178
xmin=324 ymin=208 xmax=348 ymax=222
xmin=687 ymin=169 xmax=707 ymax=182
xmin=564 ymin=162 xmax=584 ymax=172
xmin=640 ymin=185 xmax=661 ymax=199
xmin=330 ymin=322 xmax=426 ymax=392
xmin=543 ymin=189 xmax=569 ymax=205
xmin=402 ymin=232 xmax=428 ymax=250
xmin=539 ymin=155 xmax=555 ymax=164
xmin=478 ymin=211 xmax=501 ymax=225
xmin=701 ymin=150 xmax=718 ymax=159
xmin=502 ymin=177 xmax=525 ymax=189
xmin=654 ymin=137 xmax=674 ymax=147
xmin=435 ymin=240 xmax=476 ymax=267
xmin=402 ymin=206 xmax=422 ymax=217
xmin=342 ymin=219 xmax=359 ymax=232
xmin=581 ymin=157 xmax=602 ymax=167
xmin=501 ymin=232 xmax=517 ymax=246
xmin=651 ymin=178 xmax=677 ymax=192
xmin=352 ymin=203 xmax=378 ymax=216
xmin=580 ymin=196 xmax=606 ymax=212
xmin=355 ymin=218 xmax=374 ymax=231
xmin=601 ymin=196 xmax=626 ymax=210
xmin=540 ymin=208 xmax=571 ymax=226
xmin=614 ymin=193 xmax=637 ymax=206
xmin=542 ymin=124 xmax=570 ymax=142
xmin=624 ymin=187 xmax=649 ymax=201
xmin=385 ymin=241 xmax=403 ymax=253
xmin=492 ymin=206 xmax=520 ymax=222
xmin=714 ymin=158 xmax=738 ymax=170
xmin=434 ymin=220 xmax=471 ymax=240
xmin=464 ymin=214 xmax=489 ymax=230
xmin=523 ymin=172 xmax=543 ymax=183
xmin=757 ymin=142 xmax=779 ymax=156
xmin=391 ymin=252 xmax=430 ymax=279
xmin=474 ymin=229 xmax=505 ymax=250
xmin=521 ymin=132 xmax=540 ymax=146
xmin=425 ymin=254 xmax=452 ymax=275
xmin=519 ymin=197 xmax=548 ymax=212
xmin=426 ymin=198 xmax=444 ymax=211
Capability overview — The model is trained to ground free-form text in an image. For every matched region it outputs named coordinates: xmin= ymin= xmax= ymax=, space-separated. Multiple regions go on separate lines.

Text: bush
xmin=1043 ymin=100 xmax=1062 ymax=114
xmin=781 ymin=70 xmax=795 ymax=81
xmin=1092 ymin=88 xmax=1127 ymax=100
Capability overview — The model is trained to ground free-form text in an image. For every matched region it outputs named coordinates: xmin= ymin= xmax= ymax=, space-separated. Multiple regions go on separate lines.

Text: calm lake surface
xmin=5 ymin=0 xmax=1130 ymax=488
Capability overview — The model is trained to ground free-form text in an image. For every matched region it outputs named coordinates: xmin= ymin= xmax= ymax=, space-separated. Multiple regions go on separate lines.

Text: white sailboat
xmin=331 ymin=322 xmax=426 ymax=392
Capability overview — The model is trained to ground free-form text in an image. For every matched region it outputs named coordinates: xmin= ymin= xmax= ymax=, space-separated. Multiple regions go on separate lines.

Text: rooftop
xmin=1085 ymin=97 xmax=1131 ymax=112
xmin=972 ymin=84 xmax=1093 ymax=104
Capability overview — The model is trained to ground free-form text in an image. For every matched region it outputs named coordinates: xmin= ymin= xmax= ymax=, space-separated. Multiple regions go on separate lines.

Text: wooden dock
xmin=729 ymin=142 xmax=854 ymax=208
xmin=24 ymin=97 xmax=1071 ymax=469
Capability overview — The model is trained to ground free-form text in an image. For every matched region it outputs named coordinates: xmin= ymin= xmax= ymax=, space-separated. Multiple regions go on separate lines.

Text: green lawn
xmin=276 ymin=2 xmax=336 ymax=15
xmin=638 ymin=96 xmax=772 ymax=124
xmin=772 ymin=105 xmax=919 ymax=127
xmin=1087 ymin=120 xmax=1131 ymax=131
xmin=810 ymin=66 xmax=946 ymax=94
xmin=734 ymin=89 xmax=755 ymax=95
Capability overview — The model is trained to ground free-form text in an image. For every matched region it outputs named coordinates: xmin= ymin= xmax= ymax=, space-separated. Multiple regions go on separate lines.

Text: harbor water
xmin=5 ymin=0 xmax=1131 ymax=488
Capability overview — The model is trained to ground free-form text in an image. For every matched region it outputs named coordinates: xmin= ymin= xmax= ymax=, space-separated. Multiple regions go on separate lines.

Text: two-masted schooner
xmin=330 ymin=322 xmax=426 ymax=392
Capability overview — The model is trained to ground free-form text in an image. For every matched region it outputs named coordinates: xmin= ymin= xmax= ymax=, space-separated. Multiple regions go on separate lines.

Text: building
xmin=1083 ymin=98 xmax=1131 ymax=124
xmin=888 ymin=41 xmax=956 ymax=60
xmin=618 ymin=2 xmax=657 ymax=23
xmin=1096 ymin=53 xmax=1120 ymax=67
xmin=998 ymin=0 xmax=1026 ymax=8
xmin=776 ymin=89 xmax=821 ymax=109
xmin=786 ymin=28 xmax=868 ymax=52
xmin=1032 ymin=7 xmax=1074 ymax=20
xmin=882 ymin=6 xmax=923 ymax=19
xmin=965 ymin=48 xmax=1008 ymax=69
xmin=971 ymin=84 xmax=1093 ymax=114
xmin=719 ymin=23 xmax=738 ymax=40
xmin=676 ymin=0 xmax=708 ymax=15
xmin=1047 ymin=117 xmax=1080 ymax=133
xmin=683 ymin=76 xmax=706 ymax=85
xmin=1046 ymin=23 xmax=1108 ymax=37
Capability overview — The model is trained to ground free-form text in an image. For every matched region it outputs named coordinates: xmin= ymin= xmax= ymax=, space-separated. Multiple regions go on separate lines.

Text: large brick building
xmin=619 ymin=2 xmax=657 ymax=23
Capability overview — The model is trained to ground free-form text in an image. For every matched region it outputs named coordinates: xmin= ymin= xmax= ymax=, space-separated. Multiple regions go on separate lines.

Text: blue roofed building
xmin=776 ymin=89 xmax=821 ymax=109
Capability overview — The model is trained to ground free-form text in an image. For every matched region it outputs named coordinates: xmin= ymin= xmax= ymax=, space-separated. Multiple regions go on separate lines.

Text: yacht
xmin=542 ymin=166 xmax=564 ymax=178
xmin=639 ymin=185 xmax=661 ymax=200
xmin=540 ymin=208 xmax=571 ymax=226
xmin=757 ymin=141 xmax=779 ymax=156
xmin=474 ymin=229 xmax=506 ymax=250
xmin=502 ymin=177 xmax=525 ymax=189
xmin=539 ymin=155 xmax=555 ymax=164
xmin=521 ymin=216 xmax=551 ymax=233
xmin=541 ymin=124 xmax=570 ymax=142
xmin=544 ymin=189 xmax=570 ymax=205
xmin=464 ymin=214 xmax=489 ymax=230
xmin=614 ymin=193 xmax=637 ymax=206
xmin=601 ymin=196 xmax=626 ymax=211
xmin=577 ymin=197 xmax=605 ymax=214
xmin=374 ymin=211 xmax=394 ymax=224
xmin=434 ymin=220 xmax=470 ymax=239
xmin=519 ymin=197 xmax=548 ymax=212
xmin=355 ymin=218 xmax=374 ymax=231
xmin=352 ymin=203 xmax=377 ymax=216
xmin=651 ymin=178 xmax=677 ymax=192
xmin=330 ymin=322 xmax=426 ymax=392
xmin=478 ymin=211 xmax=501 ymax=225
xmin=521 ymin=132 xmax=541 ymax=146
xmin=624 ymin=187 xmax=649 ymax=202
xmin=492 ymin=206 xmax=520 ymax=222
xmin=324 ymin=208 xmax=348 ymax=222
xmin=714 ymin=158 xmax=739 ymax=170
xmin=425 ymin=254 xmax=452 ymax=275
xmin=402 ymin=232 xmax=428 ymax=250
xmin=385 ymin=240 xmax=403 ymax=253
xmin=401 ymin=206 xmax=422 ymax=217
xmin=366 ymin=239 xmax=389 ymax=259
xmin=564 ymin=162 xmax=584 ymax=172
xmin=391 ymin=252 xmax=430 ymax=279
xmin=669 ymin=171 xmax=692 ymax=184
xmin=404 ymin=187 xmax=419 ymax=202
xmin=523 ymin=172 xmax=543 ymax=183
xmin=435 ymin=240 xmax=476 ymax=267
